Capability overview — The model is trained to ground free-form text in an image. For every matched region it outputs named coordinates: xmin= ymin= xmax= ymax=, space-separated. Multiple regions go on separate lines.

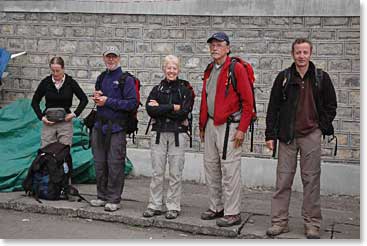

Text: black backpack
xmin=22 ymin=142 xmax=72 ymax=201
xmin=95 ymin=70 xmax=141 ymax=143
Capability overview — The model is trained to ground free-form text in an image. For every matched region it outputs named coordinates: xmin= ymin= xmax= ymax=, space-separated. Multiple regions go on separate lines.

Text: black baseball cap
xmin=207 ymin=32 xmax=230 ymax=44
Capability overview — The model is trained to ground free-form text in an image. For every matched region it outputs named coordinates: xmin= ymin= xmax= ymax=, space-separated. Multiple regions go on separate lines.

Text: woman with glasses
xmin=143 ymin=55 xmax=194 ymax=220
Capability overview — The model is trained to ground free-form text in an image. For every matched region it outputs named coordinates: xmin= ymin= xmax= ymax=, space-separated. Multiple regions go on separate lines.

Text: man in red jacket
xmin=199 ymin=32 xmax=253 ymax=227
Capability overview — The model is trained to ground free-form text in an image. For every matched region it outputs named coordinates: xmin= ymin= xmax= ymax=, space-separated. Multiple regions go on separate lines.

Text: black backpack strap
xmin=315 ymin=68 xmax=323 ymax=89
xmin=68 ymin=185 xmax=89 ymax=203
xmin=155 ymin=131 xmax=161 ymax=145
xmin=272 ymin=139 xmax=278 ymax=158
xmin=95 ymin=70 xmax=107 ymax=91
xmin=225 ymin=59 xmax=237 ymax=97
xmin=118 ymin=72 xmax=130 ymax=92
xmin=222 ymin=118 xmax=231 ymax=160
xmin=187 ymin=112 xmax=193 ymax=148
xmin=145 ymin=118 xmax=152 ymax=135
xmin=282 ymin=68 xmax=291 ymax=101
xmin=204 ymin=62 xmax=214 ymax=74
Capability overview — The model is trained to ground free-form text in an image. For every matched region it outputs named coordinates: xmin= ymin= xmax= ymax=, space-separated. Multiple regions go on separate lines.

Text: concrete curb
xmin=0 ymin=177 xmax=360 ymax=239
xmin=0 ymin=197 xmax=241 ymax=238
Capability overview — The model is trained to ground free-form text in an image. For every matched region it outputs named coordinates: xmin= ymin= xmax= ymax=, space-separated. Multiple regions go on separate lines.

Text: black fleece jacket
xmin=146 ymin=79 xmax=193 ymax=133
xmin=265 ymin=62 xmax=337 ymax=144
xmin=31 ymin=74 xmax=88 ymax=120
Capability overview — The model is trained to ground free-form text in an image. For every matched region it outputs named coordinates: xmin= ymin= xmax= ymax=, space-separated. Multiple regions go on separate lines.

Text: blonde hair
xmin=163 ymin=55 xmax=180 ymax=70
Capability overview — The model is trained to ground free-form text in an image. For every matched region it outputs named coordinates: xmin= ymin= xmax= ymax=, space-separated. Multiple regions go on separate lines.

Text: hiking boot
xmin=142 ymin=208 xmax=162 ymax=218
xmin=104 ymin=203 xmax=120 ymax=212
xmin=304 ymin=225 xmax=320 ymax=239
xmin=200 ymin=209 xmax=224 ymax=220
xmin=90 ymin=199 xmax=107 ymax=207
xmin=165 ymin=210 xmax=180 ymax=219
xmin=216 ymin=214 xmax=242 ymax=227
xmin=266 ymin=224 xmax=290 ymax=237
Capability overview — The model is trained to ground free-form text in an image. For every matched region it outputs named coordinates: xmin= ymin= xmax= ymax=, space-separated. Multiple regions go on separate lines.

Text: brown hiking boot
xmin=200 ymin=209 xmax=224 ymax=220
xmin=266 ymin=224 xmax=290 ymax=236
xmin=216 ymin=214 xmax=242 ymax=227
xmin=304 ymin=225 xmax=320 ymax=239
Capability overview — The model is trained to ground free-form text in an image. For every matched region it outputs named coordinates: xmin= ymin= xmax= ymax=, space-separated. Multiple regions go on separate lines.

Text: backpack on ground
xmin=280 ymin=67 xmax=337 ymax=156
xmin=144 ymin=79 xmax=196 ymax=147
xmin=22 ymin=142 xmax=73 ymax=202
xmin=205 ymin=57 xmax=257 ymax=159
xmin=95 ymin=70 xmax=142 ymax=143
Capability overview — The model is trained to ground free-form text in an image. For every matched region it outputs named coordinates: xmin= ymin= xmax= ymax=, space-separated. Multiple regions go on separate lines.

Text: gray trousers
xmin=41 ymin=121 xmax=73 ymax=148
xmin=91 ymin=128 xmax=126 ymax=204
xmin=147 ymin=132 xmax=186 ymax=211
xmin=271 ymin=128 xmax=322 ymax=228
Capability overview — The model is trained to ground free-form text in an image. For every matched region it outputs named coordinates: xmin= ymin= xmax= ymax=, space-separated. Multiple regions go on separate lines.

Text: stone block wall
xmin=0 ymin=12 xmax=360 ymax=164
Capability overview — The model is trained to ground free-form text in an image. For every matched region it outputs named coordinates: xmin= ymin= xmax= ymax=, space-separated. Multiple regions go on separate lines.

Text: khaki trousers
xmin=271 ymin=128 xmax=322 ymax=228
xmin=147 ymin=132 xmax=186 ymax=211
xmin=203 ymin=119 xmax=242 ymax=215
xmin=41 ymin=120 xmax=73 ymax=148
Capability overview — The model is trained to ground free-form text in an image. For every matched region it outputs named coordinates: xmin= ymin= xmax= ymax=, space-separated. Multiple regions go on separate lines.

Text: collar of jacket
xmin=289 ymin=61 xmax=316 ymax=84
xmin=204 ymin=56 xmax=231 ymax=80
xmin=161 ymin=78 xmax=180 ymax=87
xmin=47 ymin=73 xmax=72 ymax=83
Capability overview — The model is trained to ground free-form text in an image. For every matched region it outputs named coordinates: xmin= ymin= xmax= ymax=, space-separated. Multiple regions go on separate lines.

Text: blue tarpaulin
xmin=0 ymin=48 xmax=11 ymax=81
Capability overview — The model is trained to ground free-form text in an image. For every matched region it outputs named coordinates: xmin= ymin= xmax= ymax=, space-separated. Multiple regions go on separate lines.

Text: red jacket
xmin=199 ymin=56 xmax=254 ymax=133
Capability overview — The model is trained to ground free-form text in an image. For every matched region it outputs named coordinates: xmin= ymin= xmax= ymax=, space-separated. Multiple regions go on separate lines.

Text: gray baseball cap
xmin=103 ymin=46 xmax=120 ymax=56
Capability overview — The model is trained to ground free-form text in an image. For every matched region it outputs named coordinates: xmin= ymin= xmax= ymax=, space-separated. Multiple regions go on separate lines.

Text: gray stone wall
xmin=0 ymin=12 xmax=360 ymax=165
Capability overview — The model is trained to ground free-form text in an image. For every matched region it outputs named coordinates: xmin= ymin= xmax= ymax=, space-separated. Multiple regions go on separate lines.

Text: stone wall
xmin=0 ymin=9 xmax=360 ymax=165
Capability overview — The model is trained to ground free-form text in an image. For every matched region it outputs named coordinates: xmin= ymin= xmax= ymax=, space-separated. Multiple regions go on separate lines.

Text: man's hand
xmin=173 ymin=104 xmax=181 ymax=111
xmin=92 ymin=90 xmax=105 ymax=105
xmin=200 ymin=129 xmax=205 ymax=143
xmin=93 ymin=90 xmax=103 ymax=98
xmin=94 ymin=96 xmax=107 ymax=107
xmin=265 ymin=140 xmax=274 ymax=150
xmin=232 ymin=130 xmax=245 ymax=148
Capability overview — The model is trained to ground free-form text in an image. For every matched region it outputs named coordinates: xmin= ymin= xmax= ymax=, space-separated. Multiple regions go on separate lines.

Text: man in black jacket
xmin=265 ymin=38 xmax=337 ymax=239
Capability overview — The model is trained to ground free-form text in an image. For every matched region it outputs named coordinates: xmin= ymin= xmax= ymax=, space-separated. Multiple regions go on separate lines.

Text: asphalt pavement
xmin=0 ymin=176 xmax=360 ymax=239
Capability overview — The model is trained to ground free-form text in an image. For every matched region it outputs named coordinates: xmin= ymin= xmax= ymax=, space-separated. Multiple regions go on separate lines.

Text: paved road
xmin=0 ymin=209 xmax=220 ymax=239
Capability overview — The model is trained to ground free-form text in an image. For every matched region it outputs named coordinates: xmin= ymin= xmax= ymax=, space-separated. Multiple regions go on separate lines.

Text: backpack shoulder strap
xmin=282 ymin=67 xmax=291 ymax=87
xmin=315 ymin=68 xmax=323 ymax=90
xmin=281 ymin=67 xmax=291 ymax=100
xmin=229 ymin=58 xmax=238 ymax=91
xmin=95 ymin=70 xmax=107 ymax=91
xmin=118 ymin=71 xmax=130 ymax=89
xmin=204 ymin=62 xmax=214 ymax=74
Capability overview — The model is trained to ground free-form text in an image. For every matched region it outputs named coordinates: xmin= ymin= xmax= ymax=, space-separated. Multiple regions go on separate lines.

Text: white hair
xmin=163 ymin=55 xmax=180 ymax=70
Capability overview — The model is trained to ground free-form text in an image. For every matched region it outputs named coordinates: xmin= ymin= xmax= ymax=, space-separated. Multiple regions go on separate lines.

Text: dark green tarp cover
xmin=0 ymin=99 xmax=132 ymax=192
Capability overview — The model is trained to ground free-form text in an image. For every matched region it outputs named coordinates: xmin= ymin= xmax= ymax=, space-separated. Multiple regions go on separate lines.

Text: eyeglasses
xmin=209 ymin=43 xmax=228 ymax=49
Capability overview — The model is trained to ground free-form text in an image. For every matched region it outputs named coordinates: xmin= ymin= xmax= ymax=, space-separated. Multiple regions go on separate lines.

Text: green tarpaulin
xmin=0 ymin=99 xmax=132 ymax=192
